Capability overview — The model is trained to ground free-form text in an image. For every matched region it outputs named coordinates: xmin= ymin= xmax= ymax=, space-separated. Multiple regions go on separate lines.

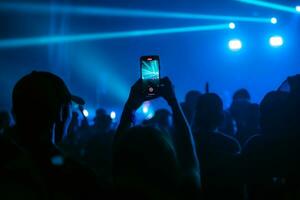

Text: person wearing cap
xmin=12 ymin=71 xmax=85 ymax=148
xmin=0 ymin=71 xmax=102 ymax=199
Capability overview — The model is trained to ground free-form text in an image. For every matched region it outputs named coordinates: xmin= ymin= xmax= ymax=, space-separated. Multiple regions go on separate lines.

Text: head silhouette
xmin=193 ymin=93 xmax=224 ymax=132
xmin=113 ymin=126 xmax=178 ymax=198
xmin=260 ymin=91 xmax=289 ymax=138
xmin=93 ymin=108 xmax=112 ymax=131
xmin=233 ymin=88 xmax=250 ymax=102
xmin=185 ymin=90 xmax=202 ymax=107
xmin=182 ymin=90 xmax=202 ymax=125
xmin=12 ymin=71 xmax=84 ymax=147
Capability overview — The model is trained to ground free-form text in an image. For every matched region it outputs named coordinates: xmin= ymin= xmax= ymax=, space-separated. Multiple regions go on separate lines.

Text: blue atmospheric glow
xmin=229 ymin=39 xmax=242 ymax=51
xmin=229 ymin=22 xmax=236 ymax=29
xmin=110 ymin=111 xmax=116 ymax=119
xmin=0 ymin=2 xmax=271 ymax=23
xmin=0 ymin=24 xmax=229 ymax=49
xmin=296 ymin=6 xmax=300 ymax=12
xmin=269 ymin=36 xmax=283 ymax=47
xmin=237 ymin=0 xmax=298 ymax=13
xmin=83 ymin=109 xmax=89 ymax=117
xmin=271 ymin=17 xmax=277 ymax=24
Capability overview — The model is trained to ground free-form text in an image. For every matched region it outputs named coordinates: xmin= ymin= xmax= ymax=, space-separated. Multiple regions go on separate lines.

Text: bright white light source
xmin=229 ymin=22 xmax=236 ymax=30
xmin=269 ymin=36 xmax=283 ymax=47
xmin=110 ymin=111 xmax=116 ymax=119
xmin=142 ymin=106 xmax=149 ymax=114
xmin=229 ymin=39 xmax=242 ymax=51
xmin=296 ymin=6 xmax=300 ymax=12
xmin=83 ymin=109 xmax=89 ymax=117
xmin=271 ymin=17 xmax=277 ymax=24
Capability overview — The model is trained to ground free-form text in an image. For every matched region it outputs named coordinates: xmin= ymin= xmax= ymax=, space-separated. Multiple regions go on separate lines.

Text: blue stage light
xmin=142 ymin=106 xmax=149 ymax=114
xmin=110 ymin=111 xmax=116 ymax=120
xmin=0 ymin=24 xmax=229 ymax=49
xmin=269 ymin=36 xmax=283 ymax=47
xmin=229 ymin=39 xmax=242 ymax=51
xmin=229 ymin=22 xmax=236 ymax=29
xmin=296 ymin=6 xmax=300 ymax=13
xmin=83 ymin=109 xmax=89 ymax=117
xmin=271 ymin=17 xmax=277 ymax=24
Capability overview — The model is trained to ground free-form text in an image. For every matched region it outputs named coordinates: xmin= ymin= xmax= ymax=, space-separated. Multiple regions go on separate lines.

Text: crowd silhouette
xmin=1 ymin=71 xmax=300 ymax=199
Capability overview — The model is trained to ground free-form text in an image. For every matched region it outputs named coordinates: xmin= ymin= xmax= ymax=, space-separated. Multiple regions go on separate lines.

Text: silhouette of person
xmin=68 ymin=111 xmax=80 ymax=136
xmin=0 ymin=111 xmax=11 ymax=135
xmin=1 ymin=71 xmax=103 ymax=199
xmin=93 ymin=108 xmax=113 ymax=133
xmin=193 ymin=93 xmax=242 ymax=200
xmin=83 ymin=108 xmax=114 ymax=183
xmin=181 ymin=90 xmax=202 ymax=125
xmin=243 ymin=91 xmax=291 ymax=200
xmin=114 ymin=77 xmax=200 ymax=200
xmin=148 ymin=109 xmax=172 ymax=137
xmin=230 ymin=89 xmax=260 ymax=145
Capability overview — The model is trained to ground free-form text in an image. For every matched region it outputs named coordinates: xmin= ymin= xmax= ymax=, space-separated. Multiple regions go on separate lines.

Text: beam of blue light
xmin=0 ymin=2 xmax=271 ymax=23
xmin=237 ymin=0 xmax=299 ymax=13
xmin=0 ymin=24 xmax=229 ymax=49
xmin=70 ymin=46 xmax=130 ymax=103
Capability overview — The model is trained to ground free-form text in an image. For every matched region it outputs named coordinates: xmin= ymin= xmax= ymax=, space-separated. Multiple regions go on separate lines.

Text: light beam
xmin=0 ymin=24 xmax=229 ymax=49
xmin=0 ymin=2 xmax=271 ymax=23
xmin=237 ymin=0 xmax=299 ymax=13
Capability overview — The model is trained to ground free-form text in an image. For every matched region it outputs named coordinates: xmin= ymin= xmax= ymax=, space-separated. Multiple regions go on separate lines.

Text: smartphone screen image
xmin=140 ymin=55 xmax=160 ymax=96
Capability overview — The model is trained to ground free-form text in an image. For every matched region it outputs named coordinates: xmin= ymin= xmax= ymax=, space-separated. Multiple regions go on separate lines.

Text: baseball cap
xmin=13 ymin=71 xmax=85 ymax=114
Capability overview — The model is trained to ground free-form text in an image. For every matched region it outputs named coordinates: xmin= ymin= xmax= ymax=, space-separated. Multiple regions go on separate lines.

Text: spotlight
xmin=229 ymin=39 xmax=242 ymax=51
xmin=142 ymin=106 xmax=149 ymax=114
xmin=269 ymin=36 xmax=283 ymax=47
xmin=83 ymin=109 xmax=89 ymax=117
xmin=229 ymin=22 xmax=236 ymax=29
xmin=270 ymin=17 xmax=277 ymax=24
xmin=296 ymin=6 xmax=300 ymax=12
xmin=110 ymin=111 xmax=116 ymax=120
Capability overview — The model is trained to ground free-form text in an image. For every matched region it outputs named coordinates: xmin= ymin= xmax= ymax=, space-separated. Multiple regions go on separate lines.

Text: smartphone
xmin=140 ymin=55 xmax=160 ymax=97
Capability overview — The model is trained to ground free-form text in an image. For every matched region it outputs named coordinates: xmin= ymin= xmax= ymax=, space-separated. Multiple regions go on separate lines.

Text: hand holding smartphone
xmin=140 ymin=55 xmax=160 ymax=97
